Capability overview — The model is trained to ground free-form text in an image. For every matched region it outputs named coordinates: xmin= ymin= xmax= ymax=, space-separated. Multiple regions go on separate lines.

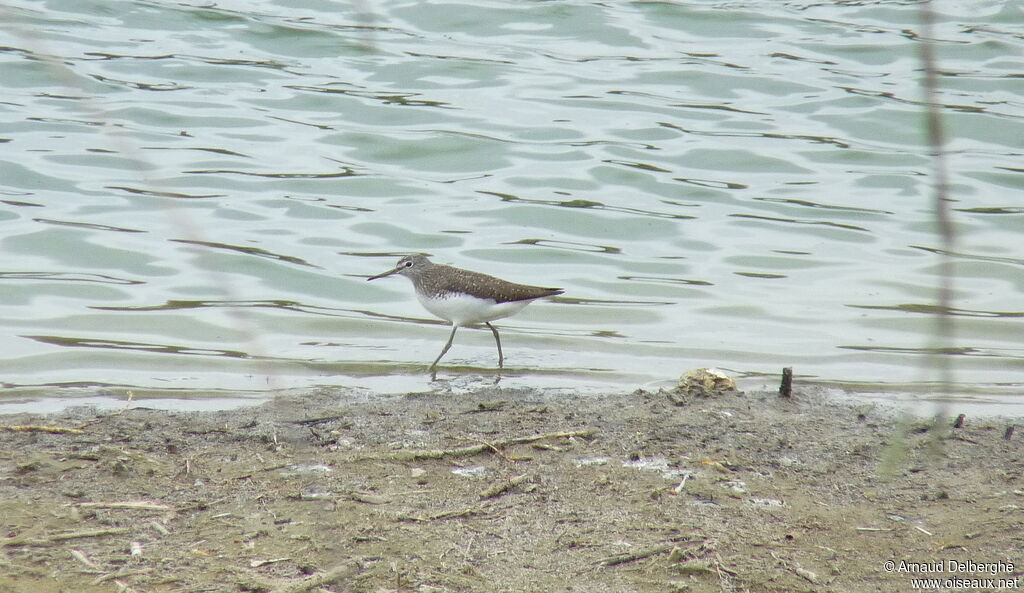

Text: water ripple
xmin=171 ymin=240 xmax=320 ymax=268
xmin=0 ymin=271 xmax=143 ymax=285
xmin=0 ymin=0 xmax=1021 ymax=407
xmin=25 ymin=335 xmax=253 ymax=359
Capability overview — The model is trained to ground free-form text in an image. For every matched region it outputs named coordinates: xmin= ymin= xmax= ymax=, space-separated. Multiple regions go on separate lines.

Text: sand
xmin=0 ymin=380 xmax=1020 ymax=592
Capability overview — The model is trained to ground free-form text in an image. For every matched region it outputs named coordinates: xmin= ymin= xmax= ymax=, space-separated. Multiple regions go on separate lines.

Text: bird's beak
xmin=367 ymin=265 xmax=401 ymax=281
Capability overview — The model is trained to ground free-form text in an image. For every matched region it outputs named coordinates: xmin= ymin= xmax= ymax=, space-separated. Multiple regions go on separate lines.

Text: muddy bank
xmin=0 ymin=383 xmax=1020 ymax=592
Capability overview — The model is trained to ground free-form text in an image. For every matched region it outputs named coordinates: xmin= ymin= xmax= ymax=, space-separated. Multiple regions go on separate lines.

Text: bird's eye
xmin=404 ymin=260 xmax=412 ymax=267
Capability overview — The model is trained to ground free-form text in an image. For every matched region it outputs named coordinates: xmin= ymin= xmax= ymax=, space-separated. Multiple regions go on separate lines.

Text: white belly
xmin=417 ymin=291 xmax=532 ymax=326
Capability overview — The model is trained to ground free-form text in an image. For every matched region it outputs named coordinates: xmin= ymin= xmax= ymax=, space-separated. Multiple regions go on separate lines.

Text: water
xmin=0 ymin=0 xmax=1021 ymax=412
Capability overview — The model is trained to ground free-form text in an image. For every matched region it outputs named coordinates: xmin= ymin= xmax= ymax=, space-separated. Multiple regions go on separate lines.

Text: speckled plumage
xmin=404 ymin=257 xmax=563 ymax=304
xmin=367 ymin=254 xmax=563 ymax=372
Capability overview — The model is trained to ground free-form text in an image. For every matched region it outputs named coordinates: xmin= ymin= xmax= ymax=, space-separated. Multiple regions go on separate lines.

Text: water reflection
xmin=171 ymin=240 xmax=320 ymax=267
xmin=24 ymin=335 xmax=253 ymax=359
xmin=0 ymin=271 xmax=142 ymax=285
xmin=729 ymin=214 xmax=872 ymax=233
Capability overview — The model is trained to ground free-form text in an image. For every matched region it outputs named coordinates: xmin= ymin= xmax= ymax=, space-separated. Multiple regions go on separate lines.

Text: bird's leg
xmin=486 ymin=322 xmax=503 ymax=368
xmin=429 ymin=325 xmax=458 ymax=373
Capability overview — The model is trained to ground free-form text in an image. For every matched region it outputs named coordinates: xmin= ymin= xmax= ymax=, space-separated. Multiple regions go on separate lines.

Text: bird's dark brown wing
xmin=431 ymin=265 xmax=563 ymax=303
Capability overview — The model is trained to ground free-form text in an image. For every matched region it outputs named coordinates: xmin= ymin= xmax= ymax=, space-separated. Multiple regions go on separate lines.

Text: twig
xmin=430 ymin=504 xmax=490 ymax=520
xmin=232 ymin=463 xmax=291 ymax=480
xmin=597 ymin=539 xmax=702 ymax=567
xmin=73 ymin=501 xmax=174 ymax=511
xmin=70 ymin=549 xmax=99 ymax=569
xmin=672 ymin=473 xmax=690 ymax=494
xmin=267 ymin=559 xmax=362 ymax=593
xmin=0 ymin=425 xmax=84 ymax=434
xmin=715 ymin=553 xmax=739 ymax=577
xmin=2 ymin=527 xmax=131 ymax=547
xmin=76 ymin=391 xmax=136 ymax=430
xmin=466 ymin=401 xmax=506 ymax=413
xmin=91 ymin=569 xmax=152 ymax=585
xmin=598 ymin=543 xmax=675 ymax=567
xmin=480 ymin=474 xmax=531 ymax=499
xmin=346 ymin=491 xmax=387 ymax=505
xmin=471 ymin=438 xmax=516 ymax=462
xmin=397 ymin=503 xmax=491 ymax=522
xmin=372 ymin=429 xmax=597 ymax=461
xmin=292 ymin=415 xmax=346 ymax=426
xmin=147 ymin=521 xmax=171 ymax=536
xmin=919 ymin=0 xmax=956 ymax=409
xmin=794 ymin=565 xmax=820 ymax=584
xmin=251 ymin=557 xmax=291 ymax=568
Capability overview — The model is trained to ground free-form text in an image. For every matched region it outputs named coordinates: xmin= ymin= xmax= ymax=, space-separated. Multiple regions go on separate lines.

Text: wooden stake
xmin=779 ymin=367 xmax=793 ymax=398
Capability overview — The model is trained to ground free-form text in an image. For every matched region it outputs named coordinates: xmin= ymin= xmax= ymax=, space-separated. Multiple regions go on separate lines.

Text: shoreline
xmin=1 ymin=385 xmax=1020 ymax=592
xmin=3 ymin=371 xmax=1023 ymax=419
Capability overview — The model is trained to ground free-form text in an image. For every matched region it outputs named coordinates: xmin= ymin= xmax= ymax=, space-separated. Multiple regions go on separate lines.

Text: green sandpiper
xmin=367 ymin=254 xmax=563 ymax=373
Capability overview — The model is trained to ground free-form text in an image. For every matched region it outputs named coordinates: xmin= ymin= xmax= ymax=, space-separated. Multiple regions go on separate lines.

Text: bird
xmin=367 ymin=254 xmax=563 ymax=373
